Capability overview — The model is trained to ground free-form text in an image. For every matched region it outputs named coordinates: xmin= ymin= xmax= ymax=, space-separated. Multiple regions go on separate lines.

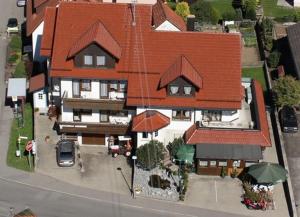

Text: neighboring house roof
xmin=185 ymin=80 xmax=271 ymax=147
xmin=7 ymin=78 xmax=27 ymax=98
xmin=159 ymin=55 xmax=202 ymax=89
xmin=287 ymin=22 xmax=300 ymax=79
xmin=132 ymin=110 xmax=170 ymax=132
xmin=152 ymin=0 xmax=186 ymax=31
xmin=29 ymin=73 xmax=46 ymax=92
xmin=41 ymin=2 xmax=242 ymax=110
xmin=26 ymin=0 xmax=59 ymax=36
xmin=68 ymin=20 xmax=122 ymax=59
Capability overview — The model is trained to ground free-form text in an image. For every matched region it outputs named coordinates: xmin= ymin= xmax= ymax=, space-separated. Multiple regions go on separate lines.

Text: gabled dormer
xmin=68 ymin=20 xmax=121 ymax=69
xmin=160 ymin=55 xmax=202 ymax=97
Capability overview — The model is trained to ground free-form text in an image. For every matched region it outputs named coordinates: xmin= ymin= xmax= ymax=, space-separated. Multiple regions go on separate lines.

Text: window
xmin=169 ymin=85 xmax=179 ymax=95
xmin=142 ymin=132 xmax=148 ymax=138
xmin=38 ymin=93 xmax=43 ymax=100
xmin=233 ymin=160 xmax=241 ymax=168
xmin=119 ymin=82 xmax=127 ymax=92
xmin=100 ymin=111 xmax=109 ymax=122
xmin=111 ymin=111 xmax=128 ymax=117
xmin=210 ymin=160 xmax=217 ymax=167
xmin=73 ymin=109 xmax=81 ymax=122
xmin=218 ymin=161 xmax=227 ymax=167
xmin=96 ymin=56 xmax=106 ymax=66
xmin=73 ymin=80 xmax=80 ymax=97
xmin=199 ymin=160 xmax=208 ymax=167
xmin=172 ymin=110 xmax=191 ymax=121
xmin=110 ymin=81 xmax=118 ymax=91
xmin=184 ymin=86 xmax=192 ymax=95
xmin=81 ymin=80 xmax=91 ymax=91
xmin=80 ymin=109 xmax=92 ymax=116
xmin=84 ymin=55 xmax=93 ymax=65
xmin=100 ymin=81 xmax=108 ymax=98
xmin=155 ymin=131 xmax=158 ymax=137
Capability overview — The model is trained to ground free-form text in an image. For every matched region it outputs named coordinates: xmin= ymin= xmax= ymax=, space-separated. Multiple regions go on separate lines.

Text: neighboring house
xmin=29 ymin=73 xmax=48 ymax=112
xmin=40 ymin=2 xmax=270 ymax=175
xmin=287 ymin=22 xmax=300 ymax=79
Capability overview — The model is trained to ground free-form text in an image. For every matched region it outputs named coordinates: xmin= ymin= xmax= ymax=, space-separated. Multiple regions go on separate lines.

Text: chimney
xmin=187 ymin=14 xmax=195 ymax=31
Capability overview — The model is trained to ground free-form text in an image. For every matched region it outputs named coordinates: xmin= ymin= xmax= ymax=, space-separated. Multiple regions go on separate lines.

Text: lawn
xmin=261 ymin=0 xmax=300 ymax=18
xmin=242 ymin=67 xmax=267 ymax=90
xmin=7 ymin=103 xmax=34 ymax=172
xmin=206 ymin=0 xmax=236 ymax=17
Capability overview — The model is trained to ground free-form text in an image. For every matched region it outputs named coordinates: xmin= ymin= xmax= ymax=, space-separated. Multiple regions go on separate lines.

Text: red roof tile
xmin=68 ymin=20 xmax=122 ymax=59
xmin=132 ymin=110 xmax=170 ymax=132
xmin=42 ymin=2 xmax=242 ymax=110
xmin=185 ymin=80 xmax=271 ymax=147
xmin=26 ymin=0 xmax=59 ymax=36
xmin=29 ymin=73 xmax=45 ymax=92
xmin=160 ymin=55 xmax=202 ymax=88
xmin=152 ymin=0 xmax=186 ymax=31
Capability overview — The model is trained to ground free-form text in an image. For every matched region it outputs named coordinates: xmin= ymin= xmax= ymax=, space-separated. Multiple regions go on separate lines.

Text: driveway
xmin=283 ymin=113 xmax=300 ymax=214
xmin=34 ymin=113 xmax=132 ymax=195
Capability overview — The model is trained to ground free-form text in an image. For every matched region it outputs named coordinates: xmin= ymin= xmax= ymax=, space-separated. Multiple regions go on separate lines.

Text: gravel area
xmin=134 ymin=167 xmax=180 ymax=201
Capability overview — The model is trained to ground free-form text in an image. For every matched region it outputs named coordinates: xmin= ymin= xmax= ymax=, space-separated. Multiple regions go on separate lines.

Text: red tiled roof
xmin=132 ymin=110 xmax=170 ymax=132
xmin=40 ymin=6 xmax=57 ymax=57
xmin=160 ymin=55 xmax=202 ymax=88
xmin=185 ymin=80 xmax=271 ymax=147
xmin=26 ymin=0 xmax=59 ymax=36
xmin=68 ymin=20 xmax=122 ymax=59
xmin=152 ymin=0 xmax=186 ymax=31
xmin=42 ymin=2 xmax=242 ymax=110
xmin=29 ymin=73 xmax=45 ymax=92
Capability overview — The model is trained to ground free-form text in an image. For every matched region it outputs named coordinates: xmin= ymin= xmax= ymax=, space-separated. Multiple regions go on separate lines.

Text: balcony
xmin=62 ymin=91 xmax=126 ymax=111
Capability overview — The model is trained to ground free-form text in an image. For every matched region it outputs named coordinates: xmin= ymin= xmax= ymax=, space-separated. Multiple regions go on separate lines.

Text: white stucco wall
xmin=155 ymin=20 xmax=181 ymax=31
xmin=61 ymin=106 xmax=73 ymax=122
xmin=33 ymin=89 xmax=47 ymax=111
xmin=221 ymin=110 xmax=239 ymax=122
xmin=61 ymin=79 xmax=73 ymax=97
xmin=32 ymin=22 xmax=46 ymax=62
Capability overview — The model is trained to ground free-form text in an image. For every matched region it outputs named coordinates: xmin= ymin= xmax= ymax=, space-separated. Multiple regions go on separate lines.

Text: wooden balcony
xmin=63 ymin=98 xmax=126 ymax=111
xmin=58 ymin=121 xmax=130 ymax=135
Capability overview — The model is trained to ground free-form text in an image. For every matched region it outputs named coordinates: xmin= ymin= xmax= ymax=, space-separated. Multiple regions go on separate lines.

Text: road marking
xmin=214 ymin=180 xmax=218 ymax=203
xmin=0 ymin=176 xmax=198 ymax=217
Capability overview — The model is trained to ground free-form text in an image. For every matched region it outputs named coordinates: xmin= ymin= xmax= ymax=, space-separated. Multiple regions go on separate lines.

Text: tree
xmin=190 ymin=0 xmax=220 ymax=24
xmin=222 ymin=11 xmax=236 ymax=21
xmin=175 ymin=2 xmax=190 ymax=21
xmin=167 ymin=137 xmax=185 ymax=158
xmin=136 ymin=140 xmax=165 ymax=170
xmin=273 ymin=76 xmax=300 ymax=107
xmin=268 ymin=50 xmax=281 ymax=68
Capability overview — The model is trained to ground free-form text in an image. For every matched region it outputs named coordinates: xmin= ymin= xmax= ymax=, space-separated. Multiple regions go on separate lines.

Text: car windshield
xmin=7 ymin=18 xmax=17 ymax=27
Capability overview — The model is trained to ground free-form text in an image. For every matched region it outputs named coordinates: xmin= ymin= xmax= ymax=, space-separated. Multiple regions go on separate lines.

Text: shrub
xmin=167 ymin=1 xmax=176 ymax=11
xmin=8 ymin=53 xmax=19 ymax=64
xmin=175 ymin=2 xmax=190 ymax=21
xmin=136 ymin=140 xmax=164 ymax=170
xmin=190 ymin=0 xmax=220 ymax=24
xmin=167 ymin=137 xmax=185 ymax=159
xmin=268 ymin=50 xmax=281 ymax=68
xmin=264 ymin=36 xmax=273 ymax=51
xmin=13 ymin=61 xmax=26 ymax=78
xmin=9 ymin=35 xmax=22 ymax=51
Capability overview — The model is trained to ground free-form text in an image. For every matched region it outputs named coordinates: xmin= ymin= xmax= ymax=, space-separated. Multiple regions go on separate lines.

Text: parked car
xmin=280 ymin=106 xmax=298 ymax=133
xmin=7 ymin=18 xmax=19 ymax=35
xmin=56 ymin=140 xmax=75 ymax=167
xmin=16 ymin=0 xmax=26 ymax=7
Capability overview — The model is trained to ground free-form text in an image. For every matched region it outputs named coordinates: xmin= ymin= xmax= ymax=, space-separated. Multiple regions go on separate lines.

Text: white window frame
xmin=96 ymin=56 xmax=106 ymax=66
xmin=84 ymin=55 xmax=93 ymax=65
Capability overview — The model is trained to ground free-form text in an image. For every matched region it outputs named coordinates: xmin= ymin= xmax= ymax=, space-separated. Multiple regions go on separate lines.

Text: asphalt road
xmin=0 ymin=0 xmax=24 ymax=33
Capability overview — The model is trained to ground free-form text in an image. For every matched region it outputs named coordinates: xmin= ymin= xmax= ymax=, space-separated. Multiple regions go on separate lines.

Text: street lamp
xmin=131 ymin=155 xmax=137 ymax=198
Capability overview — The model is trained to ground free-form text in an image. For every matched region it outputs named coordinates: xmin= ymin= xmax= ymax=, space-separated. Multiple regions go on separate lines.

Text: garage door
xmin=82 ymin=134 xmax=105 ymax=145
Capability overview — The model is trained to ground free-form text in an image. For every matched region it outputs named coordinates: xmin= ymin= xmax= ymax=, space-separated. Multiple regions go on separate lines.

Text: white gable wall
xmin=32 ymin=21 xmax=46 ymax=62
xmin=155 ymin=20 xmax=181 ymax=31
xmin=33 ymin=89 xmax=47 ymax=112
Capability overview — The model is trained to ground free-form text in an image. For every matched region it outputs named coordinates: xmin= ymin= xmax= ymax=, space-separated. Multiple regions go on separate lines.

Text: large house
xmin=40 ymin=1 xmax=271 ymax=175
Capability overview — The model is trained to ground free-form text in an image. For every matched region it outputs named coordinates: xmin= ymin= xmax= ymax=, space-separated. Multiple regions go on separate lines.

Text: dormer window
xmin=167 ymin=78 xmax=195 ymax=97
xmin=170 ymin=85 xmax=179 ymax=95
xmin=183 ymin=86 xmax=192 ymax=95
xmin=84 ymin=55 xmax=93 ymax=65
xmin=96 ymin=56 xmax=106 ymax=66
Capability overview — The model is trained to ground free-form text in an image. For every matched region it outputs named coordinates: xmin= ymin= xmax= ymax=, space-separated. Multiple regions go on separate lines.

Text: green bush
xmin=8 ymin=53 xmax=19 ymax=64
xmin=14 ymin=61 xmax=27 ymax=78
xmin=191 ymin=0 xmax=220 ymax=24
xmin=264 ymin=36 xmax=273 ymax=51
xmin=167 ymin=137 xmax=185 ymax=158
xmin=9 ymin=35 xmax=22 ymax=51
xmin=167 ymin=1 xmax=176 ymax=11
xmin=136 ymin=140 xmax=164 ymax=170
xmin=268 ymin=50 xmax=281 ymax=68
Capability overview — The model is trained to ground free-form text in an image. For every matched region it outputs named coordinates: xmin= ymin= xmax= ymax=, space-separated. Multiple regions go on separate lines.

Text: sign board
xmin=25 ymin=141 xmax=33 ymax=152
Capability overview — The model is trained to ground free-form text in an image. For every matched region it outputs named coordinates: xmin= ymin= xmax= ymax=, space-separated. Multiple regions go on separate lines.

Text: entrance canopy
xmin=196 ymin=144 xmax=262 ymax=160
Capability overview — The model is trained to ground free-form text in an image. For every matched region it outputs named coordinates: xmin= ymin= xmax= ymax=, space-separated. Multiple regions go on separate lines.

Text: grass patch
xmin=7 ymin=103 xmax=34 ymax=172
xmin=9 ymin=35 xmax=22 ymax=51
xmin=261 ymin=0 xmax=300 ymax=18
xmin=242 ymin=67 xmax=267 ymax=90
xmin=13 ymin=61 xmax=26 ymax=78
xmin=206 ymin=0 xmax=236 ymax=17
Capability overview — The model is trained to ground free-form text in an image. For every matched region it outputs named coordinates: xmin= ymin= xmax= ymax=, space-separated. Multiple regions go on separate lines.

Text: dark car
xmin=56 ymin=140 xmax=75 ymax=167
xmin=280 ymin=106 xmax=298 ymax=133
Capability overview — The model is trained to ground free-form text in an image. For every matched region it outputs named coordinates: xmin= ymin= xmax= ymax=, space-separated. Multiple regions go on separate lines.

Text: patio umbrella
xmin=247 ymin=162 xmax=288 ymax=184
xmin=176 ymin=145 xmax=195 ymax=164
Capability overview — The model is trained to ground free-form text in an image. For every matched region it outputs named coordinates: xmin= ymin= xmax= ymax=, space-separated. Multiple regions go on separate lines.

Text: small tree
xmin=167 ymin=137 xmax=185 ymax=158
xmin=190 ymin=0 xmax=220 ymax=24
xmin=273 ymin=76 xmax=300 ymax=107
xmin=175 ymin=2 xmax=190 ymax=21
xmin=243 ymin=0 xmax=256 ymax=20
xmin=268 ymin=50 xmax=281 ymax=68
xmin=136 ymin=140 xmax=165 ymax=170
